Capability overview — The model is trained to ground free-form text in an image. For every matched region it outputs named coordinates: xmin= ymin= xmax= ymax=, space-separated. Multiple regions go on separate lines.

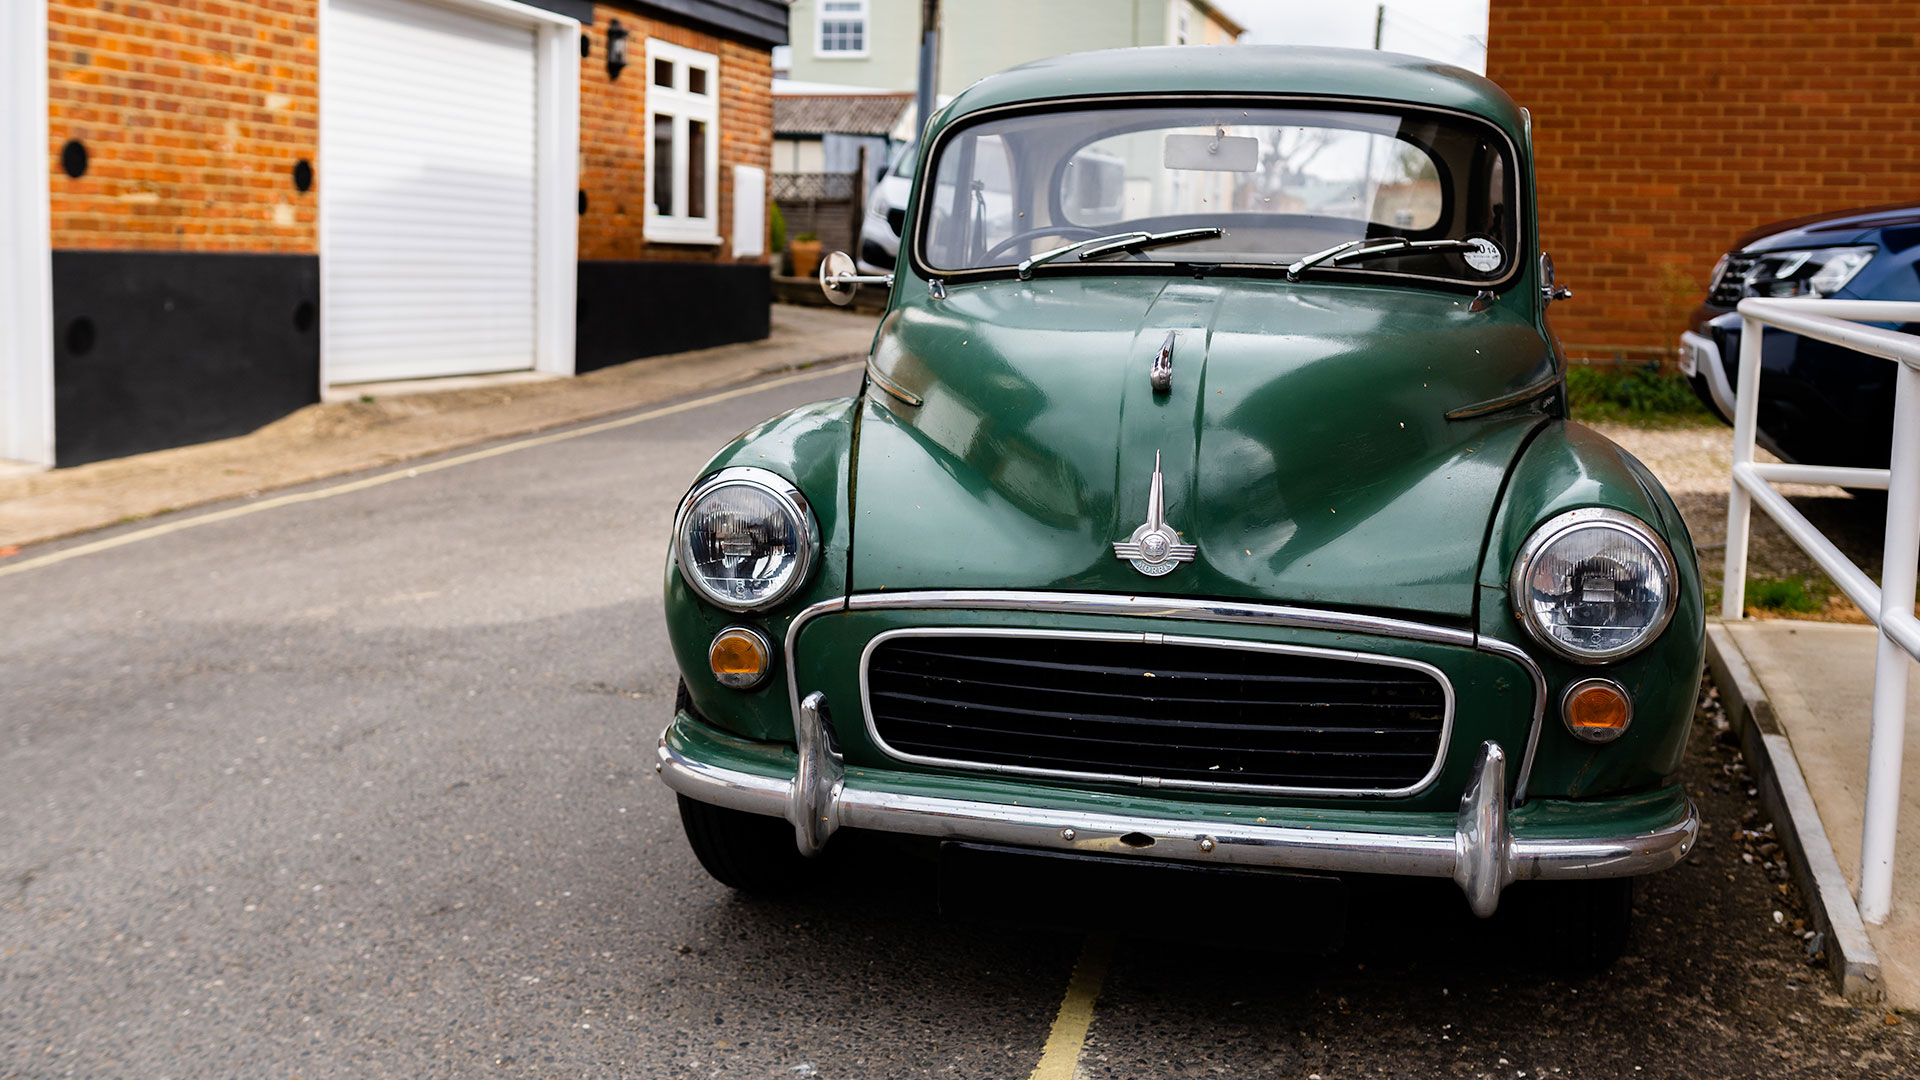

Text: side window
xmin=924 ymin=133 xmax=1017 ymax=266
xmin=645 ymin=40 xmax=720 ymax=244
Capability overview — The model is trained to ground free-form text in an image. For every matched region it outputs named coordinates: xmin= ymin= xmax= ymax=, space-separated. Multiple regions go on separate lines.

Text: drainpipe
xmin=915 ymin=0 xmax=940 ymax=139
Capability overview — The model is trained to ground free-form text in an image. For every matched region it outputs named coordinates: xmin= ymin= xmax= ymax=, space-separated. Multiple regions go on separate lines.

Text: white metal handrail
xmin=1722 ymin=296 xmax=1920 ymax=925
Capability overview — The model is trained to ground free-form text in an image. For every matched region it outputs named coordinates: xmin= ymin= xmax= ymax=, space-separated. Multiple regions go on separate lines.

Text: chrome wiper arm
xmin=1285 ymin=237 xmax=1387 ymax=281
xmin=1288 ymin=236 xmax=1491 ymax=281
xmin=1076 ymin=226 xmax=1225 ymax=263
xmin=1017 ymin=231 xmax=1147 ymax=280
xmin=1333 ymin=237 xmax=1484 ymax=265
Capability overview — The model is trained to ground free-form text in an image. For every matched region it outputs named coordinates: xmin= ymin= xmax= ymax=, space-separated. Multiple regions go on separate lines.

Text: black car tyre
xmin=1517 ymin=877 xmax=1633 ymax=972
xmin=671 ymin=679 xmax=817 ymax=893
xmin=677 ymin=795 xmax=817 ymax=893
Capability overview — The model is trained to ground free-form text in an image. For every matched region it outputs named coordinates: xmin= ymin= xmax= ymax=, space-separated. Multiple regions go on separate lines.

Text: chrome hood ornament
xmin=1113 ymin=451 xmax=1196 ymax=577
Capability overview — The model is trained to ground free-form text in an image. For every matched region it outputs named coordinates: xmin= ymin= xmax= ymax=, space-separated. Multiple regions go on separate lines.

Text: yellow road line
xmin=1028 ymin=935 xmax=1114 ymax=1080
xmin=0 ymin=361 xmax=864 ymax=581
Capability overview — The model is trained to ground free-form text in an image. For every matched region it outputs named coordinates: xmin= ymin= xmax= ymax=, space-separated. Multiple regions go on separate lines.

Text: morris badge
xmin=1113 ymin=451 xmax=1196 ymax=577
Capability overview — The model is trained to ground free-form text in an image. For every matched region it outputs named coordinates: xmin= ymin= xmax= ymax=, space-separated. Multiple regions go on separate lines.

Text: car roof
xmin=934 ymin=45 xmax=1529 ymax=146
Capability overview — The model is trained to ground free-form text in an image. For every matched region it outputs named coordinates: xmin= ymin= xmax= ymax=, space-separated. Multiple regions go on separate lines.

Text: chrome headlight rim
xmin=674 ymin=466 xmax=818 ymax=613
xmin=1509 ymin=507 xmax=1679 ymax=665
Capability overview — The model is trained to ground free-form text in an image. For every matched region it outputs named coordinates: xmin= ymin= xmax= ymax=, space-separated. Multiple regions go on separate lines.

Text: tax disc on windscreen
xmin=1463 ymin=237 xmax=1502 ymax=273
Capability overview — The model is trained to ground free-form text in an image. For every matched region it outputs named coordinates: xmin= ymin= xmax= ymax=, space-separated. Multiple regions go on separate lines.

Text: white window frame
xmin=0 ymin=0 xmax=54 ymax=465
xmin=814 ymin=0 xmax=870 ymax=59
xmin=644 ymin=38 xmax=722 ymax=246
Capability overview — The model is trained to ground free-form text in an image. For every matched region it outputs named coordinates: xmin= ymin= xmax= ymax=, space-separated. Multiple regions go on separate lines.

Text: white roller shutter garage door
xmin=323 ymin=0 xmax=540 ymax=384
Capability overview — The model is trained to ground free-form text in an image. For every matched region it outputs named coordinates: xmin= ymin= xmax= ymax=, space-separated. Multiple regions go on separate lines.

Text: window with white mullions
xmin=816 ymin=0 xmax=868 ymax=57
xmin=644 ymin=38 xmax=720 ymax=245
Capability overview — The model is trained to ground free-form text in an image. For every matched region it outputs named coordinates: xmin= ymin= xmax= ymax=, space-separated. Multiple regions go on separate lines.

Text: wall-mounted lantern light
xmin=606 ymin=19 xmax=629 ymax=80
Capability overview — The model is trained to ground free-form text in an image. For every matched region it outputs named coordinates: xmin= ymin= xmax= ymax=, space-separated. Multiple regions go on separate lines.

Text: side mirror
xmin=819 ymin=250 xmax=892 ymax=307
xmin=1539 ymin=251 xmax=1573 ymax=304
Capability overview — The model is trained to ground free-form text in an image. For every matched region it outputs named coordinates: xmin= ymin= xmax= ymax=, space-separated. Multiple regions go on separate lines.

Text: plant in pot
xmin=790 ymin=232 xmax=822 ymax=279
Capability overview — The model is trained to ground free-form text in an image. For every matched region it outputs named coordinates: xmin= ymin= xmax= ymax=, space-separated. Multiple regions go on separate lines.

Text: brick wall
xmin=578 ymin=2 xmax=773 ymax=263
xmin=47 ymin=0 xmax=319 ymax=253
xmin=1487 ymin=1 xmax=1920 ymax=362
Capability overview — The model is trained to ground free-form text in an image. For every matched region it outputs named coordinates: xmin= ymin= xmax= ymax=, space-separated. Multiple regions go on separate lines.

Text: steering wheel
xmin=981 ymin=226 xmax=1105 ymax=264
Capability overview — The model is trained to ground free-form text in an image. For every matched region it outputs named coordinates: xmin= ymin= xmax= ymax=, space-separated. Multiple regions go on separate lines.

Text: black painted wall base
xmin=52 ymin=251 xmax=320 ymax=467
xmin=575 ymin=260 xmax=771 ymax=374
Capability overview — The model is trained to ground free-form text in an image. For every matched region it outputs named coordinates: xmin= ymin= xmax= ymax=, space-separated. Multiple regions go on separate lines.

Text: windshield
xmin=916 ymin=102 xmax=1518 ymax=285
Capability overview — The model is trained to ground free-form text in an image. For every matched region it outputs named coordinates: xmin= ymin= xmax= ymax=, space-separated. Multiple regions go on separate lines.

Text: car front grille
xmin=863 ymin=633 xmax=1450 ymax=794
xmin=886 ymin=207 xmax=905 ymax=237
xmin=1709 ymin=252 xmax=1756 ymax=304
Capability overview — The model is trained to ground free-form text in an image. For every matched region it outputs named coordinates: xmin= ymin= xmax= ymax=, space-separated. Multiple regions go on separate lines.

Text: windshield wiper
xmin=1285 ymin=236 xmax=1491 ymax=281
xmin=1017 ymin=227 xmax=1224 ymax=280
xmin=1076 ymin=226 xmax=1224 ymax=263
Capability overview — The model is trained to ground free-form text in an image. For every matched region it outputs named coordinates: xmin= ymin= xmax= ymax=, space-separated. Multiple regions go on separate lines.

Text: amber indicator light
xmin=709 ymin=628 xmax=770 ymax=688
xmin=1565 ymin=681 xmax=1631 ymax=738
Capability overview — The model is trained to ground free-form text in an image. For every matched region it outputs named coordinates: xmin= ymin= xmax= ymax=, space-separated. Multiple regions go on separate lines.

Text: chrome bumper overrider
xmin=657 ymin=693 xmax=1699 ymax=918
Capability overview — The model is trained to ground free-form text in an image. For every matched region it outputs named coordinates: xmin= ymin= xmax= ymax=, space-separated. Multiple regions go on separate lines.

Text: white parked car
xmin=856 ymin=144 xmax=914 ymax=275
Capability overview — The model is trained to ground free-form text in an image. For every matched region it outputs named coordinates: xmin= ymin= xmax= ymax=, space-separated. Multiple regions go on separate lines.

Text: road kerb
xmin=1705 ymin=620 xmax=1884 ymax=1002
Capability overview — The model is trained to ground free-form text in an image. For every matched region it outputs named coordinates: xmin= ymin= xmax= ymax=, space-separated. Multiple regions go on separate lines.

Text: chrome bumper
xmin=658 ymin=692 xmax=1698 ymax=917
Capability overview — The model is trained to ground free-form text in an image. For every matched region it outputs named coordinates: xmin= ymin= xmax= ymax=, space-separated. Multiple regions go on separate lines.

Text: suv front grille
xmin=1709 ymin=253 xmax=1756 ymax=305
xmin=863 ymin=633 xmax=1450 ymax=794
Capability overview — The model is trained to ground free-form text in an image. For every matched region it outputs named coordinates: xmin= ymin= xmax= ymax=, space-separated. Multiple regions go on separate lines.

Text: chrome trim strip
xmin=784 ymin=595 xmax=849 ymax=753
xmin=1444 ymin=373 xmax=1561 ymax=421
xmin=780 ymin=589 xmax=1549 ymax=804
xmin=856 ymin=626 xmax=1457 ymax=798
xmin=659 ymin=727 xmax=1699 ymax=915
xmin=865 ymin=362 xmax=924 ymax=407
xmin=1473 ymin=634 xmax=1548 ymax=807
xmin=841 ymin=590 xmax=1477 ymax=646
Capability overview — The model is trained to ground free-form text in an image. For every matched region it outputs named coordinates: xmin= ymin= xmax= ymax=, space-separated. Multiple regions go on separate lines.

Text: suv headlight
xmin=1718 ymin=245 xmax=1875 ymax=299
xmin=674 ymin=468 xmax=818 ymax=611
xmin=1510 ymin=509 xmax=1678 ymax=663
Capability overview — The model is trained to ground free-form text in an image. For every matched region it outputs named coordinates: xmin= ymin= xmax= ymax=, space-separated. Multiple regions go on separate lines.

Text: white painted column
xmin=0 ymin=0 xmax=55 ymax=467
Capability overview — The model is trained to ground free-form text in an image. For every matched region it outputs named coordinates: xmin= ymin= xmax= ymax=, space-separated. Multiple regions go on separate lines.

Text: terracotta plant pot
xmin=790 ymin=239 xmax=822 ymax=279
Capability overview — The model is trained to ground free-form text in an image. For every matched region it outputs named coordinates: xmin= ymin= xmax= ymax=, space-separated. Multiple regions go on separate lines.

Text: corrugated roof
xmin=774 ymin=94 xmax=914 ymax=137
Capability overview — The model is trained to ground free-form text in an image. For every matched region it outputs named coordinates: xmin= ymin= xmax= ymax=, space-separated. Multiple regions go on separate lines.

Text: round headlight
xmin=1509 ymin=508 xmax=1678 ymax=663
xmin=674 ymin=468 xmax=818 ymax=611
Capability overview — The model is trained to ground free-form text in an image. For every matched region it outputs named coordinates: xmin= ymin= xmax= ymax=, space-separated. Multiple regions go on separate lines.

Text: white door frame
xmin=1 ymin=0 xmax=54 ymax=466
xmin=318 ymin=0 xmax=580 ymax=388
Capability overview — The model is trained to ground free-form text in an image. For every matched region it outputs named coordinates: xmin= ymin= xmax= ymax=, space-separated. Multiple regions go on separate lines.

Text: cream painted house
xmin=785 ymin=0 xmax=1243 ymax=99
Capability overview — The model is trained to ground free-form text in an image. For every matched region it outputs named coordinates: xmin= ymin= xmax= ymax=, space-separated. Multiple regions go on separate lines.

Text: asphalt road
xmin=4 ymin=365 xmax=1917 ymax=1079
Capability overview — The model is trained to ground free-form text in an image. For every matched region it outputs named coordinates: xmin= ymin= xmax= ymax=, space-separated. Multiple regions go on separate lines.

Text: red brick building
xmin=1 ymin=0 xmax=782 ymax=467
xmin=1486 ymin=1 xmax=1920 ymax=364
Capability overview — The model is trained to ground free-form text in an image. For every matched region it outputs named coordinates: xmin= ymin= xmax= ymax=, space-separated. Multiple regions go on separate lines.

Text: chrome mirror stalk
xmin=818 ymin=250 xmax=893 ymax=307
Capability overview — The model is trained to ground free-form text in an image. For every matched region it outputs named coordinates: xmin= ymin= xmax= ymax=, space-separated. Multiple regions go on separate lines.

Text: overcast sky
xmin=1222 ymin=0 xmax=1490 ymax=74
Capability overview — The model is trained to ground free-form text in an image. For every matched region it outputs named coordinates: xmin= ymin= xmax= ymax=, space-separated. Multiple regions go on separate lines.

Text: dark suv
xmin=1681 ymin=203 xmax=1920 ymax=468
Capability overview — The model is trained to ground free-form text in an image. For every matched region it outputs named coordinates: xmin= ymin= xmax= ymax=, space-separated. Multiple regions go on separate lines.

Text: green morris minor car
xmin=658 ymin=46 xmax=1703 ymax=961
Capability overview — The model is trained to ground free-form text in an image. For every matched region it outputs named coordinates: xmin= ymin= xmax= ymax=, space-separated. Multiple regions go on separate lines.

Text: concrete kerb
xmin=1704 ymin=620 xmax=1885 ymax=1002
